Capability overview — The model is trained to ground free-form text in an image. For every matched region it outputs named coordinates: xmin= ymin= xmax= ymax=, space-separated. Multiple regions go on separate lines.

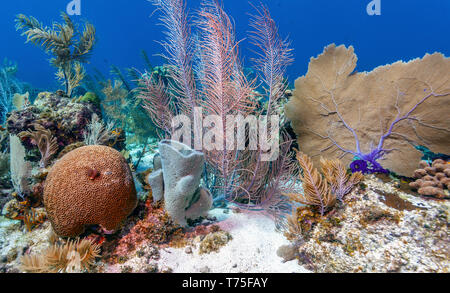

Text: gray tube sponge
xmin=148 ymin=140 xmax=212 ymax=226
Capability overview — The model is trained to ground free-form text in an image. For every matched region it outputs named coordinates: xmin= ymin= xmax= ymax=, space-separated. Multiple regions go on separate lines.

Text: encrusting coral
xmin=409 ymin=159 xmax=449 ymax=199
xmin=44 ymin=145 xmax=137 ymax=237
xmin=285 ymin=44 xmax=450 ymax=176
xmin=20 ymin=238 xmax=101 ymax=273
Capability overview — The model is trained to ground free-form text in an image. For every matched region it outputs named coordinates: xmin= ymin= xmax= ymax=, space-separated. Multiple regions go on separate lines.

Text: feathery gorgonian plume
xmin=196 ymin=0 xmax=257 ymax=197
xmin=19 ymin=124 xmax=58 ymax=168
xmin=321 ymin=158 xmax=364 ymax=202
xmin=141 ymin=0 xmax=296 ymax=220
xmin=137 ymin=72 xmax=174 ymax=137
xmin=249 ymin=3 xmax=293 ymax=115
xmin=287 ymin=151 xmax=336 ymax=216
xmin=149 ymin=0 xmax=197 ymax=116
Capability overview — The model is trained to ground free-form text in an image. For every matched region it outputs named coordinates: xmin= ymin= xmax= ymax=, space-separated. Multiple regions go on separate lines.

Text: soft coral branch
xmin=150 ymin=0 xmax=197 ymax=116
xmin=249 ymin=3 xmax=293 ymax=115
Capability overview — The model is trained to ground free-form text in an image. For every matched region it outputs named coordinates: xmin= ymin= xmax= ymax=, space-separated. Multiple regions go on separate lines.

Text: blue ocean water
xmin=0 ymin=0 xmax=449 ymax=89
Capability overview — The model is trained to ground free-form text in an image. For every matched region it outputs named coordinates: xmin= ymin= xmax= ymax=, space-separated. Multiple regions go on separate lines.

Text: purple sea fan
xmin=285 ymin=44 xmax=450 ymax=176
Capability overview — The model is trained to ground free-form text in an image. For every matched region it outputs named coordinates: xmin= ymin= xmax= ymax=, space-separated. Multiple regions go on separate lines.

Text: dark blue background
xmin=1 ymin=0 xmax=449 ymax=89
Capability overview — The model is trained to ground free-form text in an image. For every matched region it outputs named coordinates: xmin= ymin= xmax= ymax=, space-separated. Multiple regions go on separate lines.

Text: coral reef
xmin=44 ymin=145 xmax=137 ymax=237
xmin=7 ymin=91 xmax=101 ymax=154
xmin=409 ymin=159 xmax=449 ymax=199
xmin=285 ymin=44 xmax=450 ymax=176
xmin=148 ymin=140 xmax=212 ymax=226
xmin=21 ymin=238 xmax=101 ymax=273
xmin=15 ymin=13 xmax=96 ymax=97
xmin=139 ymin=0 xmax=297 ymax=221
xmin=288 ymin=175 xmax=449 ymax=272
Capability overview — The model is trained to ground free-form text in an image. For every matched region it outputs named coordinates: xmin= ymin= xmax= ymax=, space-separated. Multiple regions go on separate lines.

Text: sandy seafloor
xmin=119 ymin=209 xmax=310 ymax=273
xmin=99 ymin=206 xmax=310 ymax=273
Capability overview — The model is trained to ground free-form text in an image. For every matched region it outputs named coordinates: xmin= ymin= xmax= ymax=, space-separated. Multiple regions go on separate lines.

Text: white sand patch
xmin=157 ymin=208 xmax=310 ymax=273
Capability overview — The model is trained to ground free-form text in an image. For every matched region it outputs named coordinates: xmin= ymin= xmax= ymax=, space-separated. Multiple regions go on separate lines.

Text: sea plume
xmin=321 ymin=158 xmax=364 ymax=202
xmin=286 ymin=151 xmax=336 ymax=216
xmin=19 ymin=123 xmax=58 ymax=168
xmin=140 ymin=0 xmax=296 ymax=221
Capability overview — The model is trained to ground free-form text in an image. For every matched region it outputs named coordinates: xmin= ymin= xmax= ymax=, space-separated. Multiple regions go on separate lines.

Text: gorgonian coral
xmin=138 ymin=0 xmax=296 ymax=221
xmin=285 ymin=44 xmax=450 ymax=176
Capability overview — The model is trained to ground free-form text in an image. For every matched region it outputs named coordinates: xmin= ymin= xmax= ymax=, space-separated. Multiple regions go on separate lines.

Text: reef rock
xmin=6 ymin=90 xmax=101 ymax=153
xmin=148 ymin=140 xmax=212 ymax=227
xmin=291 ymin=175 xmax=449 ymax=272
xmin=43 ymin=145 xmax=137 ymax=237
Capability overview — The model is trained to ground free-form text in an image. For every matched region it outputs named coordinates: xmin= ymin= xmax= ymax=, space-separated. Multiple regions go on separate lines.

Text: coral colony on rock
xmin=0 ymin=0 xmax=449 ymax=275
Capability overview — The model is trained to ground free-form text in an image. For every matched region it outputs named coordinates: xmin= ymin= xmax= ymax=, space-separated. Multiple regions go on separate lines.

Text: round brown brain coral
xmin=44 ymin=145 xmax=137 ymax=237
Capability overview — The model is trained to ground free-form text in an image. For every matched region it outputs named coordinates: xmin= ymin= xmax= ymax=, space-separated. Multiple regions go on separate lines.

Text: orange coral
xmin=286 ymin=151 xmax=336 ymax=216
xmin=44 ymin=145 xmax=137 ymax=237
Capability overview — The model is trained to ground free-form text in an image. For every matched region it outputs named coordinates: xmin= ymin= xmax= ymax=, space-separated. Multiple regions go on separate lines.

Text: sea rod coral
xmin=285 ymin=44 xmax=450 ymax=176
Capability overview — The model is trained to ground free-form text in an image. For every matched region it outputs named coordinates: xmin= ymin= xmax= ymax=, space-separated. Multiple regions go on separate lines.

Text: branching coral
xmin=409 ymin=159 xmax=449 ymax=199
xmin=321 ymin=158 xmax=364 ymax=202
xmin=21 ymin=239 xmax=101 ymax=273
xmin=19 ymin=123 xmax=59 ymax=168
xmin=285 ymin=44 xmax=450 ymax=176
xmin=15 ymin=13 xmax=96 ymax=97
xmin=286 ymin=151 xmax=336 ymax=216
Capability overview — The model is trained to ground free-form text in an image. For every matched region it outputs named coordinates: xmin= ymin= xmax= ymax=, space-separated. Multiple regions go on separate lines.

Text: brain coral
xmin=44 ymin=145 xmax=137 ymax=237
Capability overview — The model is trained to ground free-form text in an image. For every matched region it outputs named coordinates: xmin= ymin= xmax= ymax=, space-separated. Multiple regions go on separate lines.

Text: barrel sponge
xmin=44 ymin=145 xmax=137 ymax=237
